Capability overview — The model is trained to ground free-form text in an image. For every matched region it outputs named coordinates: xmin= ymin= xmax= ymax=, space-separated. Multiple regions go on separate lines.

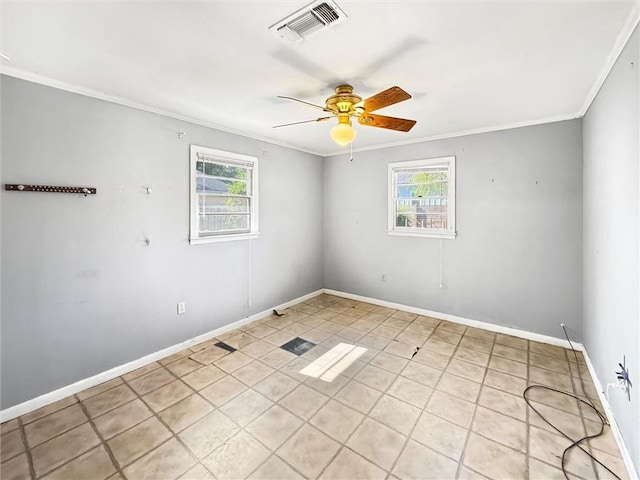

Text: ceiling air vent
xmin=269 ymin=0 xmax=347 ymax=44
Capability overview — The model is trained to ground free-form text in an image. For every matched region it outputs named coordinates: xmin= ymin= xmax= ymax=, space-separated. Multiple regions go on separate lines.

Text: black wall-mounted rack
xmin=5 ymin=184 xmax=97 ymax=195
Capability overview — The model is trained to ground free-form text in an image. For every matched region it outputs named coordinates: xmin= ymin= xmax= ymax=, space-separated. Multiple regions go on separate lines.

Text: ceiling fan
xmin=274 ymin=85 xmax=417 ymax=146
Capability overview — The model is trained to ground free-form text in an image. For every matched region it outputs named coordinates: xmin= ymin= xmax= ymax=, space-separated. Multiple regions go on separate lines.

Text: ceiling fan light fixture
xmin=330 ymin=118 xmax=356 ymax=145
xmin=276 ymin=84 xmax=415 ymax=146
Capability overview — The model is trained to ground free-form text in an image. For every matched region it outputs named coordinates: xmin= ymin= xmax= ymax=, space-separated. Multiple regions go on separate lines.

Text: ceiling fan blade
xmin=277 ymin=96 xmax=331 ymax=112
xmin=358 ymin=113 xmax=416 ymax=132
xmin=362 ymin=86 xmax=411 ymax=113
xmin=273 ymin=117 xmax=333 ymax=128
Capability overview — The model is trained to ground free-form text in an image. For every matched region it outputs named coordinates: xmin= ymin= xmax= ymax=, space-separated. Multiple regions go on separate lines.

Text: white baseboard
xmin=325 ymin=288 xmax=638 ymax=480
xmin=0 ymin=289 xmax=323 ymax=423
xmin=324 ymin=289 xmax=580 ymax=349
xmin=3 ymin=287 xmax=636 ymax=480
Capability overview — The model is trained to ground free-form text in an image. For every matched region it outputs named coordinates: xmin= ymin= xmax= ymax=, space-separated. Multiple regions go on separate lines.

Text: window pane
xmin=396 ymin=203 xmax=448 ymax=229
xmin=394 ymin=164 xmax=449 ymax=230
xmin=196 ymin=160 xmax=249 ymax=196
xmin=396 ymin=165 xmax=448 ymax=180
xmin=396 ymin=167 xmax=448 ymax=198
xmin=196 ymin=176 xmax=247 ymax=195
xmin=199 ymin=214 xmax=249 ymax=234
xmin=198 ymin=195 xmax=249 ymax=214
xmin=191 ymin=146 xmax=258 ymax=243
xmin=197 ymin=161 xmax=248 ymax=180
xmin=389 ymin=157 xmax=455 ymax=237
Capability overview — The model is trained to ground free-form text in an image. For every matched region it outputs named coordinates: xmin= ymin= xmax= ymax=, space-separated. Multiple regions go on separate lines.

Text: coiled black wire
xmin=522 ymin=326 xmax=622 ymax=480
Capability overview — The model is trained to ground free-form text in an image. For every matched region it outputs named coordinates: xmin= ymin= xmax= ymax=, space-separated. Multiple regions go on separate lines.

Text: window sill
xmin=190 ymin=232 xmax=260 ymax=244
xmin=387 ymin=230 xmax=456 ymax=240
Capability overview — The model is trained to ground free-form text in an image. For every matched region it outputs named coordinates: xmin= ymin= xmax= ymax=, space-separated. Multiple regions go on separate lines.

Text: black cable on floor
xmin=522 ymin=326 xmax=621 ymax=480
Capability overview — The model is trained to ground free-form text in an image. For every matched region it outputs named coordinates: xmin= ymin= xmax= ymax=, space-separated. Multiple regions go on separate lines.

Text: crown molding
xmin=580 ymin=3 xmax=640 ymax=116
xmin=3 ymin=4 xmax=635 ymax=166
xmin=0 ymin=66 xmax=326 ymax=157
xmin=0 ymin=67 xmax=583 ymax=159
xmin=322 ymin=112 xmax=582 ymax=158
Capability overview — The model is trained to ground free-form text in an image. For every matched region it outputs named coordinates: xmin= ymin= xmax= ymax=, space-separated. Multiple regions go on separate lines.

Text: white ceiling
xmin=1 ymin=1 xmax=638 ymax=156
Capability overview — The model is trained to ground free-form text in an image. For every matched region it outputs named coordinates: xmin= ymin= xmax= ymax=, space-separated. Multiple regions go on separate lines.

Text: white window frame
xmin=189 ymin=145 xmax=259 ymax=244
xmin=388 ymin=156 xmax=456 ymax=239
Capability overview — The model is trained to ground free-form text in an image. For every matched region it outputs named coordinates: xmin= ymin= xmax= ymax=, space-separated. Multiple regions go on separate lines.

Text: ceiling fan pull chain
xmin=350 ymin=141 xmax=353 ymax=162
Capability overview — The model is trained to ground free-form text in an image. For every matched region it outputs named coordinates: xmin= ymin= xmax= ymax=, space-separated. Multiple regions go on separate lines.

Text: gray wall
xmin=583 ymin=26 xmax=639 ymax=472
xmin=324 ymin=120 xmax=583 ymax=339
xmin=0 ymin=76 xmax=324 ymax=409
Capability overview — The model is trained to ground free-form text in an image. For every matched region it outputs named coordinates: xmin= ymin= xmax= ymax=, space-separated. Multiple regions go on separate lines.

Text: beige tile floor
xmin=0 ymin=294 xmax=630 ymax=480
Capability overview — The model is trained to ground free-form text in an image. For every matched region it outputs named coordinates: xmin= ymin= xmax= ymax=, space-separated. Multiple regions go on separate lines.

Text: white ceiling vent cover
xmin=269 ymin=1 xmax=347 ymax=43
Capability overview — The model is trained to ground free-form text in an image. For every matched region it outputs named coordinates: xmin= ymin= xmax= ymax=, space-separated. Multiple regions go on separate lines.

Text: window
xmin=388 ymin=156 xmax=456 ymax=239
xmin=190 ymin=145 xmax=258 ymax=244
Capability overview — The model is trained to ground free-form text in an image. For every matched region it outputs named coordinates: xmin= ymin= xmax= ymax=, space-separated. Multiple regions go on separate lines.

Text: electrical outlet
xmin=381 ymin=274 xmax=387 ymax=282
xmin=616 ymin=355 xmax=632 ymax=401
xmin=177 ymin=302 xmax=186 ymax=314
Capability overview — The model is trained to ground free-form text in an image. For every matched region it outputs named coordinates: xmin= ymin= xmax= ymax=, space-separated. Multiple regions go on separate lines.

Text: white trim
xmin=387 ymin=231 xmax=456 ymax=240
xmin=580 ymin=5 xmax=640 ymax=116
xmin=0 ymin=289 xmax=323 ymax=423
xmin=189 ymin=145 xmax=259 ymax=244
xmin=2 ymin=67 xmax=582 ymax=158
xmin=195 ymin=148 xmax=257 ymax=167
xmin=0 ymin=66 xmax=325 ymax=157
xmin=388 ymin=156 xmax=456 ymax=240
xmin=324 ymin=288 xmax=639 ymax=480
xmin=324 ymin=113 xmax=582 ymax=157
xmin=190 ymin=233 xmax=260 ymax=244
xmin=581 ymin=349 xmax=639 ymax=480
xmin=2 ymin=285 xmax=637 ymax=480
xmin=323 ymin=288 xmax=578 ymax=348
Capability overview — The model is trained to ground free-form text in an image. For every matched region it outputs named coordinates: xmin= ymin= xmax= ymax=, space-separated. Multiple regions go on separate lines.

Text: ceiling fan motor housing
xmin=325 ymin=85 xmax=362 ymax=114
xmin=274 ymin=84 xmax=416 ymax=144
